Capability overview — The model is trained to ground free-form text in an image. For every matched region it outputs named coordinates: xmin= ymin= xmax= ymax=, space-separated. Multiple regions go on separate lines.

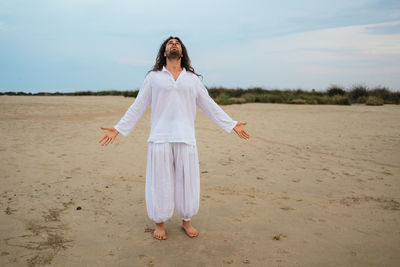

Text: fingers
xmin=241 ymin=130 xmax=250 ymax=139
xmin=99 ymin=127 xmax=118 ymax=146
xmin=98 ymin=135 xmax=107 ymax=143
xmin=99 ymin=134 xmax=115 ymax=146
xmin=105 ymin=137 xmax=112 ymax=146
xmin=238 ymin=122 xmax=247 ymax=126
xmin=101 ymin=136 xmax=113 ymax=146
xmin=100 ymin=126 xmax=112 ymax=131
xmin=238 ymin=130 xmax=250 ymax=140
xmin=234 ymin=128 xmax=249 ymax=140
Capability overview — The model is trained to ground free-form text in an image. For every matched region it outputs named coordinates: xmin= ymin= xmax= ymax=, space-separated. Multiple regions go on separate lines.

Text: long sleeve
xmin=195 ymin=78 xmax=237 ymax=133
xmin=114 ymin=74 xmax=152 ymax=136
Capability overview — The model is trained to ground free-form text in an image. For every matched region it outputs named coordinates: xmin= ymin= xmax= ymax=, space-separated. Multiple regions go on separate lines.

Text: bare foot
xmin=182 ymin=220 xmax=199 ymax=238
xmin=153 ymin=222 xmax=166 ymax=240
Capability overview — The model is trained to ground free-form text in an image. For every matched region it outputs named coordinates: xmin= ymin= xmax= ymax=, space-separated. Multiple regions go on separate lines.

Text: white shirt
xmin=114 ymin=66 xmax=237 ymax=145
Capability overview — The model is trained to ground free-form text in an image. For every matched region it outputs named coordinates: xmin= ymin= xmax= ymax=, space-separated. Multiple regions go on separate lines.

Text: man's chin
xmin=167 ymin=52 xmax=182 ymax=60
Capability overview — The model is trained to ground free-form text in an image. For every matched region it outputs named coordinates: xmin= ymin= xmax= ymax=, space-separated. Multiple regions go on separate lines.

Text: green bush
xmin=356 ymin=96 xmax=367 ymax=104
xmin=215 ymin=93 xmax=231 ymax=105
xmin=370 ymin=87 xmax=399 ymax=104
xmin=123 ymin=91 xmax=139 ymax=97
xmin=327 ymin=86 xmax=346 ymax=96
xmin=348 ymin=86 xmax=368 ymax=103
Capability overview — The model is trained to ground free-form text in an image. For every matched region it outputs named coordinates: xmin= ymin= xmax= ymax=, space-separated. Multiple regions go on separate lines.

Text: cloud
xmin=365 ymin=20 xmax=400 ymax=35
xmin=196 ymin=20 xmax=400 ymax=89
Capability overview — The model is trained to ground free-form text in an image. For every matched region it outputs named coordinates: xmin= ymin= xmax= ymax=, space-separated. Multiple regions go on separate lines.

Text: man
xmin=99 ymin=36 xmax=250 ymax=240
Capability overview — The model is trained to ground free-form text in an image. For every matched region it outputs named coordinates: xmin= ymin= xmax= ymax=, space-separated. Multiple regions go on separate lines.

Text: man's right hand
xmin=99 ymin=127 xmax=119 ymax=146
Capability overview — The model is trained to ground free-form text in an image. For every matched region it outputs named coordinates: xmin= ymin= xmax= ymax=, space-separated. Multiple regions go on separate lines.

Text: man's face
xmin=164 ymin=39 xmax=182 ymax=60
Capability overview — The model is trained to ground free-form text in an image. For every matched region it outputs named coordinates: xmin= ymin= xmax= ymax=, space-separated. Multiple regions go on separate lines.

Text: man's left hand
xmin=233 ymin=122 xmax=250 ymax=140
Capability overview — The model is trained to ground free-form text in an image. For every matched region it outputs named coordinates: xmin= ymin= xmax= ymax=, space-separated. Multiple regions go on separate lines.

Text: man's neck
xmin=165 ymin=59 xmax=182 ymax=73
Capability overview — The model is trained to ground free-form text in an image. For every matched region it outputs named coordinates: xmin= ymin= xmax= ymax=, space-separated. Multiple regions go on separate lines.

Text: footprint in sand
xmin=201 ymin=195 xmax=211 ymax=201
xmin=108 ymin=250 xmax=115 ymax=256
xmin=138 ymin=254 xmax=154 ymax=267
xmin=322 ymin=167 xmax=335 ymax=175
xmin=144 ymin=225 xmax=154 ymax=233
xmin=240 ymin=211 xmax=256 ymax=219
xmin=343 ymin=172 xmax=355 ymax=177
xmin=4 ymin=203 xmax=74 ymax=266
xmin=5 ymin=206 xmax=16 ymax=215
xmin=340 ymin=196 xmax=400 ymax=210
xmin=280 ymin=206 xmax=295 ymax=211
xmin=218 ymin=156 xmax=235 ymax=166
xmin=307 ymin=217 xmax=326 ymax=223
xmin=242 ymin=258 xmax=250 ymax=264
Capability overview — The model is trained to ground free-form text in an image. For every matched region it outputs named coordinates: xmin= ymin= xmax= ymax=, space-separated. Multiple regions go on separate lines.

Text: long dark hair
xmin=148 ymin=36 xmax=201 ymax=77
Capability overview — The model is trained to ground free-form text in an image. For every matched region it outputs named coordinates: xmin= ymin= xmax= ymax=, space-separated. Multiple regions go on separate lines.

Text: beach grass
xmin=1 ymin=85 xmax=399 ymax=106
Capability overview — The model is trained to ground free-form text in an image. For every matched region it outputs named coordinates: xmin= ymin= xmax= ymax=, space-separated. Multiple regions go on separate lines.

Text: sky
xmin=0 ymin=0 xmax=399 ymax=93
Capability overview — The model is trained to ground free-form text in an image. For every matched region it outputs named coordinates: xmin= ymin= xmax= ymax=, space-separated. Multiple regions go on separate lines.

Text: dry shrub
xmin=366 ymin=96 xmax=384 ymax=106
xmin=356 ymin=96 xmax=368 ymax=104
xmin=332 ymin=95 xmax=351 ymax=105
xmin=242 ymin=93 xmax=257 ymax=102
xmin=290 ymin=98 xmax=307 ymax=104
xmin=228 ymin=97 xmax=246 ymax=104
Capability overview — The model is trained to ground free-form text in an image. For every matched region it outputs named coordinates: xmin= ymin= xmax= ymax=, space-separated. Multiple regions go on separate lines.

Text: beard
xmin=166 ymin=49 xmax=182 ymax=60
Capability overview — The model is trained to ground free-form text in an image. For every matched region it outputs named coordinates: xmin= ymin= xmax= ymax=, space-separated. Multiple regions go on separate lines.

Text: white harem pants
xmin=145 ymin=142 xmax=200 ymax=223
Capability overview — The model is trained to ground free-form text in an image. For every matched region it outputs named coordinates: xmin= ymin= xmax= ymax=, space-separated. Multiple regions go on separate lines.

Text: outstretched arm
xmin=196 ymin=79 xmax=237 ymax=133
xmin=98 ymin=74 xmax=152 ymax=146
xmin=112 ymin=73 xmax=152 ymax=137
xmin=195 ymin=78 xmax=250 ymax=139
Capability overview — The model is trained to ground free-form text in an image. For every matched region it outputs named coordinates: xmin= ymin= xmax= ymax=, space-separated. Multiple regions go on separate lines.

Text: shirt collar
xmin=162 ymin=66 xmax=186 ymax=74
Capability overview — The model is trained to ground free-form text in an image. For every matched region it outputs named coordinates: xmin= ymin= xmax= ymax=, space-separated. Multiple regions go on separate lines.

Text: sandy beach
xmin=0 ymin=95 xmax=399 ymax=266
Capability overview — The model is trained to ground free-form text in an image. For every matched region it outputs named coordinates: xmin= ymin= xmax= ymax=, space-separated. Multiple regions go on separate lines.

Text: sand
xmin=0 ymin=95 xmax=399 ymax=267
